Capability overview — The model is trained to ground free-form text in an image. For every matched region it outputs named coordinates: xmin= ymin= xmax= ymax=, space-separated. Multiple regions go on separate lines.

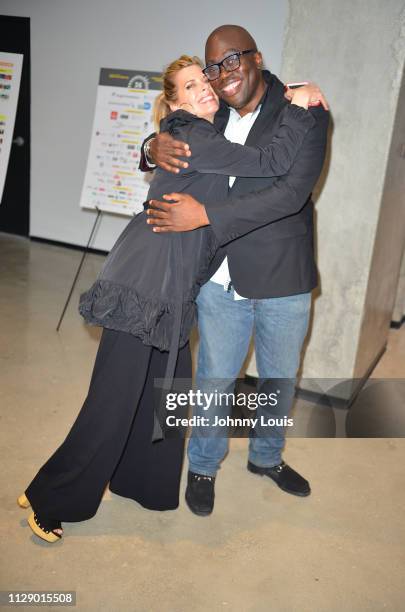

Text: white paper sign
xmin=79 ymin=68 xmax=162 ymax=217
xmin=0 ymin=52 xmax=23 ymax=204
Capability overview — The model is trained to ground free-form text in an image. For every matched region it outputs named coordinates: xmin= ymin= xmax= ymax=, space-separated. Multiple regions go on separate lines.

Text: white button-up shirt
xmin=210 ymin=105 xmax=262 ymax=299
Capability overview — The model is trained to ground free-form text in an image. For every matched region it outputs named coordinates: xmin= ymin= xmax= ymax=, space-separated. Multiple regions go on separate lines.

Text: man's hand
xmin=146 ymin=193 xmax=210 ymax=232
xmin=149 ymin=133 xmax=191 ymax=173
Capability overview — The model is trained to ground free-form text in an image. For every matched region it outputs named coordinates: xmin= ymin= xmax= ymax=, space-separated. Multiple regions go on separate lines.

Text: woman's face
xmin=170 ymin=64 xmax=219 ymax=120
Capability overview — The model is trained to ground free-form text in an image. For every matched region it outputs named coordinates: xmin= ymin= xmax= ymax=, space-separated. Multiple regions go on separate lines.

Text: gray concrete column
xmin=392 ymin=249 xmax=405 ymax=325
xmin=278 ymin=0 xmax=405 ymax=386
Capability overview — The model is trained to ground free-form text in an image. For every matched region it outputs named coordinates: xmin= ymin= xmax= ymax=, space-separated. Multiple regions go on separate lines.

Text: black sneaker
xmin=185 ymin=471 xmax=215 ymax=516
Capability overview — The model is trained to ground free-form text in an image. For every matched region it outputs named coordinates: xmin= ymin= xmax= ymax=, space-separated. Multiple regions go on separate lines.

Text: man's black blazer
xmin=205 ymin=70 xmax=329 ymax=299
xmin=140 ymin=70 xmax=329 ymax=299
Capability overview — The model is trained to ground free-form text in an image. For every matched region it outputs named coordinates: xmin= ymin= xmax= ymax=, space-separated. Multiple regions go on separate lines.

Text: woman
xmin=18 ymin=55 xmax=323 ymax=542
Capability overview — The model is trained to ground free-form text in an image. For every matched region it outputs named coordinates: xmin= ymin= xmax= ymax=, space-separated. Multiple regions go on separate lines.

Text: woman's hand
xmin=285 ymin=82 xmax=329 ymax=111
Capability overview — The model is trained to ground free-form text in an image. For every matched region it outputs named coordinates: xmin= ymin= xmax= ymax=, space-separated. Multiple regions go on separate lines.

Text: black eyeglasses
xmin=203 ymin=49 xmax=256 ymax=81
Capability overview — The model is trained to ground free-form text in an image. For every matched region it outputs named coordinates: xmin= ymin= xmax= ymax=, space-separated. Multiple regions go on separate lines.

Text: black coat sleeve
xmin=205 ymin=107 xmax=329 ymax=244
xmin=181 ymin=104 xmax=315 ymax=178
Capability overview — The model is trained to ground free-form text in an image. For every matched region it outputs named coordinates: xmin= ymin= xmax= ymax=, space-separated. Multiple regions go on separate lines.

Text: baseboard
xmin=390 ymin=316 xmax=404 ymax=329
xmin=244 ymin=374 xmax=258 ymax=388
xmin=30 ymin=235 xmax=108 ymax=256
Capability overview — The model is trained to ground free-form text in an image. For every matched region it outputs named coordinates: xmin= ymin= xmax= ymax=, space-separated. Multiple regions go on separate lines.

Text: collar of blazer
xmin=213 ymin=70 xmax=286 ymax=136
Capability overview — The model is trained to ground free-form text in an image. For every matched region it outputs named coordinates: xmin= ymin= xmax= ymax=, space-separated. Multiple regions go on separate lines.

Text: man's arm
xmin=147 ymin=107 xmax=329 ymax=240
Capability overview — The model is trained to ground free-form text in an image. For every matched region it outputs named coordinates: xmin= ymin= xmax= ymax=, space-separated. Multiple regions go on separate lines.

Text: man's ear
xmin=254 ymin=51 xmax=263 ymax=69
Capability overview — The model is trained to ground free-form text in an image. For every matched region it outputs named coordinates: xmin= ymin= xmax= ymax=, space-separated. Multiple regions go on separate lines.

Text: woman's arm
xmin=180 ymin=103 xmax=315 ymax=178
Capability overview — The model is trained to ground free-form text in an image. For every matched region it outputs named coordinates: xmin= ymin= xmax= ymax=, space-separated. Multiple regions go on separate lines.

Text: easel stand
xmin=56 ymin=207 xmax=102 ymax=332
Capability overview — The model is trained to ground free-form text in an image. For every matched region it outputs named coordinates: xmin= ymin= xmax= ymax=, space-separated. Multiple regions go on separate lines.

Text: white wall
xmin=1 ymin=0 xmax=288 ymax=250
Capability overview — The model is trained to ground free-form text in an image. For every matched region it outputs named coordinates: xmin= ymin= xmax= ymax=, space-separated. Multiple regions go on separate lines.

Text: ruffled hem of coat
xmin=78 ymin=279 xmax=197 ymax=352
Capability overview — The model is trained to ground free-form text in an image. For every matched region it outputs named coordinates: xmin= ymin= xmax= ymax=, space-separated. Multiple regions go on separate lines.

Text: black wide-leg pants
xmin=25 ymin=328 xmax=191 ymax=522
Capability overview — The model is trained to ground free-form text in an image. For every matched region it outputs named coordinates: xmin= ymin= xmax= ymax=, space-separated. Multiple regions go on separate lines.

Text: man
xmin=142 ymin=25 xmax=329 ymax=516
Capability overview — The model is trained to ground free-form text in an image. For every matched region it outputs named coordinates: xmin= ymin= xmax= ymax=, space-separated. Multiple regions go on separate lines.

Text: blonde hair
xmin=153 ymin=55 xmax=203 ymax=131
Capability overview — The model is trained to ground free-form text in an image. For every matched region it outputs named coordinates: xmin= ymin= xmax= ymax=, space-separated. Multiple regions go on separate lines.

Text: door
xmin=0 ymin=15 xmax=30 ymax=236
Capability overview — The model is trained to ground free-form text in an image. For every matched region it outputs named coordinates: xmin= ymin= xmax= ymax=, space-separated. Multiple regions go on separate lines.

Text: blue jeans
xmin=187 ymin=281 xmax=311 ymax=476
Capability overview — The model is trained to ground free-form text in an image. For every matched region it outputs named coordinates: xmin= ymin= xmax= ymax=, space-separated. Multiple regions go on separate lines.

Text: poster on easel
xmin=0 ymin=52 xmax=23 ymax=204
xmin=79 ymin=68 xmax=162 ymax=217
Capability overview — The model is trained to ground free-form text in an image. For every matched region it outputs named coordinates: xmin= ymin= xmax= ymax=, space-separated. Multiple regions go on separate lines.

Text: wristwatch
xmin=144 ymin=138 xmax=156 ymax=167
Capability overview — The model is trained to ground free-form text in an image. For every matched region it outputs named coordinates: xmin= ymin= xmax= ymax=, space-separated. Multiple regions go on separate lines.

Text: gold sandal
xmin=27 ymin=511 xmax=63 ymax=543
xmin=18 ymin=493 xmax=63 ymax=542
xmin=17 ymin=493 xmax=31 ymax=509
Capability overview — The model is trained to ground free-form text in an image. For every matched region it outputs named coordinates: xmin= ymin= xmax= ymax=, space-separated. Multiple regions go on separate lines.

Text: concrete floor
xmin=1 ymin=232 xmax=404 ymax=612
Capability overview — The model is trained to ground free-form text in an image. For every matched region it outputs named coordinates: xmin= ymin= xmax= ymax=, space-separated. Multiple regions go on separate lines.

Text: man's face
xmin=205 ymin=33 xmax=263 ymax=110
